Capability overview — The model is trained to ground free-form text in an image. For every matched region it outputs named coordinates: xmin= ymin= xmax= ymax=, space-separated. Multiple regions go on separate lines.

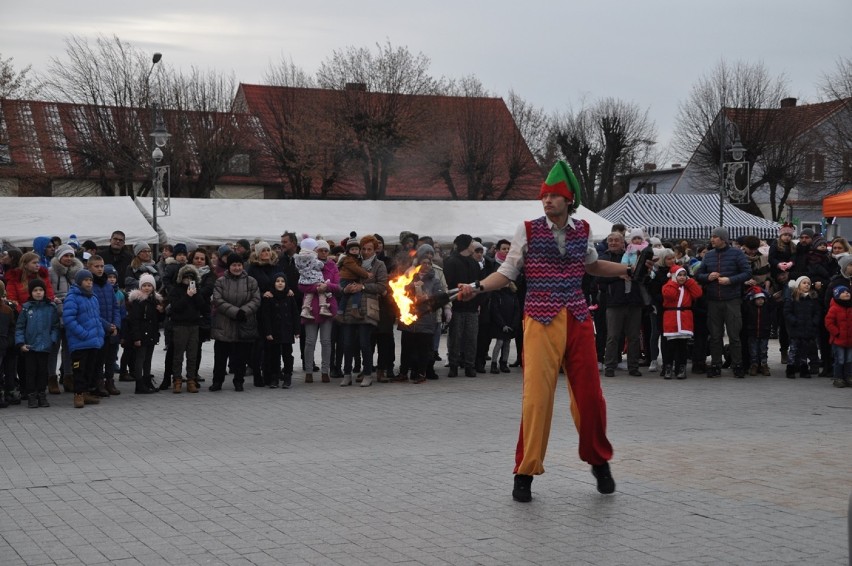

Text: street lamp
xmin=718 ymin=112 xmax=748 ymax=226
xmin=148 ymin=52 xmax=169 ymax=257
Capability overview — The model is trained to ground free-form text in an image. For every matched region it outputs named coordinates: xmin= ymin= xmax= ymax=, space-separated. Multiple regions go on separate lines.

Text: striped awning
xmin=598 ymin=194 xmax=780 ymax=241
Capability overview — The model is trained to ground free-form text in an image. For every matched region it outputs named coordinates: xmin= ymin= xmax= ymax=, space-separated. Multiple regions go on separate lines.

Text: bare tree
xmin=263 ymin=55 xmax=315 ymax=88
xmin=0 ymin=53 xmax=39 ymax=99
xmin=316 ymin=41 xmax=439 ymax=199
xmin=672 ymin=59 xmax=801 ymax=220
xmin=161 ymin=67 xmax=256 ymax=198
xmin=40 ymin=35 xmax=160 ymax=197
xmin=819 ymin=56 xmax=852 ymax=196
xmin=554 ymin=98 xmax=657 ymax=210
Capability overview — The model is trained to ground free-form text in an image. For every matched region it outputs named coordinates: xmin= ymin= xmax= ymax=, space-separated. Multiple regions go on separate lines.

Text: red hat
xmin=748 ymin=286 xmax=766 ymax=300
xmin=539 ymin=161 xmax=581 ymax=205
xmin=668 ymin=265 xmax=686 ymax=278
xmin=779 ymin=222 xmax=795 ymax=236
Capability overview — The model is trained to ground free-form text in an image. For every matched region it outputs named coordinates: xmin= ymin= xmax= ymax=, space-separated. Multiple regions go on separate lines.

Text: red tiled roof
xmin=236 ymin=83 xmax=543 ymax=199
xmin=724 ymin=98 xmax=850 ymax=140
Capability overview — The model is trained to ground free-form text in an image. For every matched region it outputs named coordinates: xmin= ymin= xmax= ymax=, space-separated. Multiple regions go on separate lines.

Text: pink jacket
xmin=299 ymin=259 xmax=341 ymax=323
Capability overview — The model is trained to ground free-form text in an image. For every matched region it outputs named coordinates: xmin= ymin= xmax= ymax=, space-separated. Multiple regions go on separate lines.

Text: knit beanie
xmin=748 ymin=286 xmax=766 ymax=300
xmin=254 ymin=241 xmax=272 ymax=255
xmin=627 ymin=228 xmax=645 ymax=242
xmin=345 ymin=240 xmax=361 ymax=252
xmin=134 ymin=242 xmax=151 ymax=256
xmin=227 ymin=253 xmax=244 ymax=267
xmin=82 ymin=240 xmax=97 ymax=251
xmin=75 ymin=269 xmax=93 ymax=286
xmin=416 ymin=244 xmax=435 ymax=260
xmin=217 ymin=244 xmax=231 ymax=257
xmin=833 ymin=286 xmax=850 ymax=300
xmin=28 ymin=278 xmax=47 ymax=296
xmin=299 ymin=238 xmax=317 ymax=252
xmin=799 ymin=228 xmax=815 ymax=238
xmin=55 ymin=244 xmax=76 ymax=259
xmin=789 ymin=276 xmax=811 ymax=290
xmin=315 ymin=240 xmax=330 ymax=251
xmin=649 ymin=237 xmax=662 ymax=247
xmin=711 ymin=227 xmax=729 ymax=241
xmin=236 ymin=239 xmax=251 ymax=250
xmin=104 ymin=264 xmax=117 ymax=276
xmin=173 ymin=243 xmax=188 ymax=256
xmin=139 ymin=273 xmax=156 ymax=289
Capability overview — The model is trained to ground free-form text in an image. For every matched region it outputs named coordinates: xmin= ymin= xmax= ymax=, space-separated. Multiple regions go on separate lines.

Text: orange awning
xmin=823 ymin=190 xmax=852 ymax=217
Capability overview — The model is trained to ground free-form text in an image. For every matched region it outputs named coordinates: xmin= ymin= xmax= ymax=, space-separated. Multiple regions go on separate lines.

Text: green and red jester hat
xmin=539 ymin=160 xmax=581 ymax=207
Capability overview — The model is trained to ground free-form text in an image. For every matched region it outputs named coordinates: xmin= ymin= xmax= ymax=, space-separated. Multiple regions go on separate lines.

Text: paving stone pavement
xmin=0 ymin=334 xmax=850 ymax=566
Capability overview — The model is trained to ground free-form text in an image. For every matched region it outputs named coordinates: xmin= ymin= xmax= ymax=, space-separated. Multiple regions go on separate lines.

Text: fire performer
xmin=457 ymin=161 xmax=648 ymax=502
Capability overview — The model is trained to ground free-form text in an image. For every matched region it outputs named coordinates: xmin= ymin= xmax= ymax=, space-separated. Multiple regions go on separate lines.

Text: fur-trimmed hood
xmin=177 ymin=263 xmax=199 ymax=282
xmin=128 ymin=289 xmax=163 ymax=303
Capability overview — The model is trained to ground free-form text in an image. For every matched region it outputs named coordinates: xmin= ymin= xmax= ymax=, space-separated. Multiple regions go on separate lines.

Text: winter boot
xmin=173 ymin=377 xmax=183 ymax=394
xmin=748 ymin=364 xmax=758 ymax=376
xmin=48 ymin=375 xmax=61 ymax=395
xmin=661 ymin=364 xmax=672 ymax=379
xmin=0 ymin=391 xmax=7 ymax=409
xmin=28 ymin=393 xmax=38 ymax=408
xmin=675 ymin=365 xmax=687 ymax=379
xmin=340 ymin=374 xmax=352 ymax=387
xmin=73 ymin=393 xmax=85 ymax=408
xmin=376 ymin=369 xmax=388 ymax=383
xmin=319 ymin=304 xmax=333 ymax=317
xmin=785 ymin=365 xmax=797 ymax=379
xmin=159 ymin=377 xmax=172 ymax=391
xmin=62 ymin=375 xmax=74 ymax=393
xmin=780 ymin=351 xmax=788 ymax=365
xmin=760 ymin=363 xmax=771 ymax=376
xmin=360 ymin=373 xmax=373 ymax=387
xmin=799 ymin=364 xmax=811 ymax=378
xmin=82 ymin=391 xmax=100 ymax=404
xmin=7 ymin=389 xmax=21 ymax=405
xmin=105 ymin=379 xmax=121 ymax=396
xmin=94 ymin=379 xmax=110 ymax=397
xmin=186 ymin=379 xmax=199 ymax=393
xmin=304 ymin=373 xmax=313 ymax=383
xmin=321 ymin=373 xmax=331 ymax=383
xmin=832 ymin=378 xmax=849 ymax=388
xmin=37 ymin=392 xmax=50 ymax=407
xmin=118 ymin=370 xmax=134 ymax=382
xmin=500 ymin=361 xmax=510 ymax=373
xmin=490 ymin=362 xmax=499 ymax=374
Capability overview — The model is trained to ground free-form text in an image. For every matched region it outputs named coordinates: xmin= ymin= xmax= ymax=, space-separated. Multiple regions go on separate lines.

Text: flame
xmin=389 ymin=265 xmax=423 ymax=326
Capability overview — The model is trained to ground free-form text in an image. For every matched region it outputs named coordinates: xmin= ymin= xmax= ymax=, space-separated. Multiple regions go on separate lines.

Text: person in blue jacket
xmin=62 ymin=269 xmax=105 ymax=408
xmin=15 ymin=279 xmax=59 ymax=408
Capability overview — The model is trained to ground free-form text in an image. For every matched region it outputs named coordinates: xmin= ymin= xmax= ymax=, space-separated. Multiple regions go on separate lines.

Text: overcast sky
xmin=2 ymin=0 xmax=850 ymax=164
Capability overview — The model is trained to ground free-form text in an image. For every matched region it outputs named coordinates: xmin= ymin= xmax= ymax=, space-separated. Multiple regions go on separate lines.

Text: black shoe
xmin=234 ymin=383 xmax=244 ymax=392
xmin=28 ymin=394 xmax=38 ymax=409
xmin=628 ymin=369 xmax=642 ymax=377
xmin=134 ymin=387 xmax=157 ymax=394
xmin=692 ymin=362 xmax=707 ymax=375
xmin=465 ymin=367 xmax=477 ymax=377
xmin=799 ymin=366 xmax=811 ymax=379
xmin=818 ymin=368 xmax=833 ymax=377
xmin=500 ymin=363 xmax=510 ymax=373
xmin=433 ymin=352 xmax=441 ymax=361
xmin=591 ymin=463 xmax=616 ymax=494
xmin=512 ymin=474 xmax=533 ymax=502
xmin=733 ymin=365 xmax=745 ymax=379
xmin=208 ymin=383 xmax=222 ymax=392
xmin=490 ymin=363 xmax=500 ymax=375
xmin=786 ymin=366 xmax=797 ymax=379
xmin=675 ymin=366 xmax=687 ymax=380
xmin=448 ymin=366 xmax=458 ymax=378
xmin=37 ymin=392 xmax=50 ymax=407
xmin=475 ymin=365 xmax=486 ymax=374
xmin=604 ymin=368 xmax=615 ymax=377
xmin=159 ymin=379 xmax=171 ymax=391
xmin=706 ymin=365 xmax=721 ymax=378
xmin=509 ymin=360 xmax=521 ymax=368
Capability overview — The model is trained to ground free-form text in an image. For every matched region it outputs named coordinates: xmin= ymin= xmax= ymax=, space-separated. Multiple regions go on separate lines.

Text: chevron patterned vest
xmin=524 ymin=216 xmax=589 ymax=324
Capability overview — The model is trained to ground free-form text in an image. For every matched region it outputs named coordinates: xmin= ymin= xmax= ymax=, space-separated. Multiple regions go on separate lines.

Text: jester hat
xmin=539 ymin=160 xmax=581 ymax=206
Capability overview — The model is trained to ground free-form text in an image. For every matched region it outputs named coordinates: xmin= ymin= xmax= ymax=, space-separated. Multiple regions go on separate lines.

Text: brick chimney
xmin=780 ymin=97 xmax=797 ymax=108
xmin=643 ymin=163 xmax=656 ymax=171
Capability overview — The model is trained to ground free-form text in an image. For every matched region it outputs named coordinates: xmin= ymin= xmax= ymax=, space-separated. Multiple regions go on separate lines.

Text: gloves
xmin=502 ymin=325 xmax=513 ymax=334
xmin=235 ymin=310 xmax=247 ymax=322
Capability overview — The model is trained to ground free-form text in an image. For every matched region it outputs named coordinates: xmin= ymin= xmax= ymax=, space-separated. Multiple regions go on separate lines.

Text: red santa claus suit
xmin=662 ymin=266 xmax=702 ymax=337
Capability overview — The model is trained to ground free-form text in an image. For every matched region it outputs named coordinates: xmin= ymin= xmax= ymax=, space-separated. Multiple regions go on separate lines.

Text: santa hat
xmin=668 ymin=265 xmax=686 ymax=279
xmin=748 ymin=286 xmax=766 ymax=300
xmin=779 ymin=222 xmax=795 ymax=236
xmin=539 ymin=160 xmax=581 ymax=205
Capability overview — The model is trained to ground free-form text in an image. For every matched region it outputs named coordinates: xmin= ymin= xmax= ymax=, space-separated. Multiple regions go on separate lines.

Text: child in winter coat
xmin=127 ymin=273 xmax=163 ymax=394
xmin=744 ymin=286 xmax=772 ymax=376
xmin=824 ymin=285 xmax=852 ymax=387
xmin=294 ymin=238 xmax=332 ymax=320
xmin=0 ymin=281 xmax=16 ymax=408
xmin=259 ymin=273 xmax=299 ymax=388
xmin=661 ymin=265 xmax=702 ymax=379
xmin=337 ymin=240 xmax=370 ymax=318
xmin=62 ymin=269 xmax=105 ymax=408
xmin=621 ymin=228 xmax=648 ymax=293
xmin=14 ymin=279 xmax=59 ymax=408
xmin=489 ymin=282 xmax=521 ymax=374
xmin=784 ymin=276 xmax=821 ymax=378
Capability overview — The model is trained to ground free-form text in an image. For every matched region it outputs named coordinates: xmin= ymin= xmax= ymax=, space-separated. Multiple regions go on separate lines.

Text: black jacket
xmin=443 ymin=251 xmax=481 ymax=313
xmin=596 ymin=249 xmax=642 ymax=307
xmin=259 ymin=290 xmax=299 ymax=344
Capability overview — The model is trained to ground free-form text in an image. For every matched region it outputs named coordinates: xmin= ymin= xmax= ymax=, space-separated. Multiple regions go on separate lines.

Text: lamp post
xmin=718 ymin=111 xmax=747 ymax=226
xmin=147 ymin=52 xmax=169 ymax=257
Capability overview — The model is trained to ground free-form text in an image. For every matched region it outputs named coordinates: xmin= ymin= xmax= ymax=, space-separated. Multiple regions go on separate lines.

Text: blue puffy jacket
xmin=15 ymin=300 xmax=59 ymax=352
xmin=92 ymin=276 xmax=121 ymax=342
xmin=695 ymin=244 xmax=752 ymax=301
xmin=62 ymin=285 xmax=105 ymax=352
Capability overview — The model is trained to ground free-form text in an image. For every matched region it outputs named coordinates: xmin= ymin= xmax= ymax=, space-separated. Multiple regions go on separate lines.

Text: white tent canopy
xmin=0 ymin=197 xmax=159 ymax=248
xmin=149 ymin=199 xmax=613 ymax=246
